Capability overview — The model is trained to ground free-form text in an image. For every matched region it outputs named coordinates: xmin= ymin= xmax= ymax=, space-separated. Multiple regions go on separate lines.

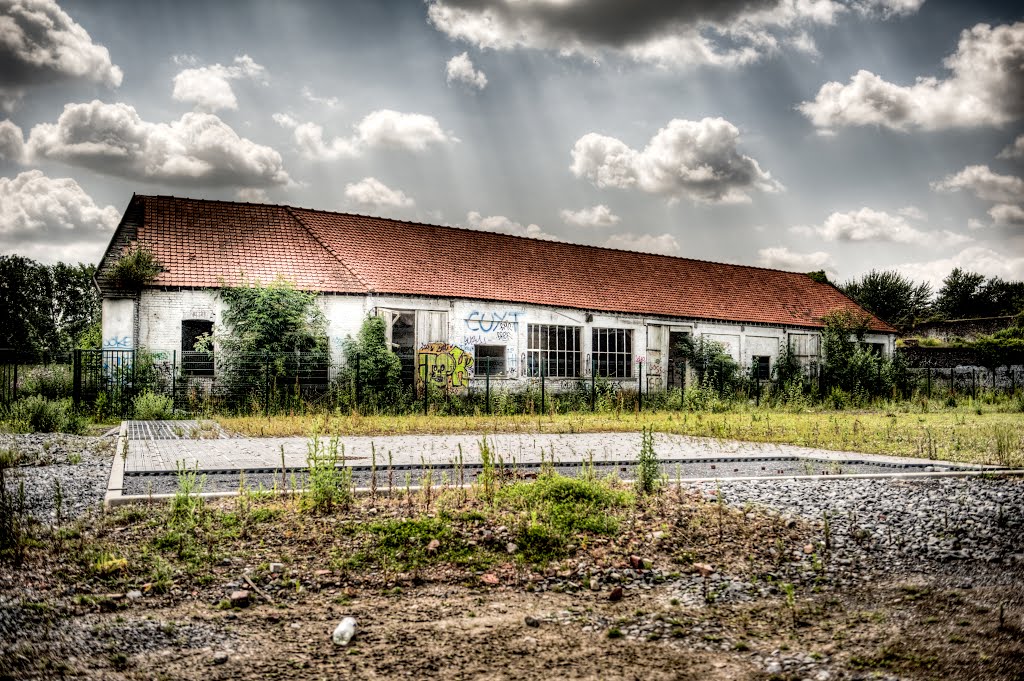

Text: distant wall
xmin=912 ymin=316 xmax=1015 ymax=342
xmin=899 ymin=346 xmax=1024 ymax=369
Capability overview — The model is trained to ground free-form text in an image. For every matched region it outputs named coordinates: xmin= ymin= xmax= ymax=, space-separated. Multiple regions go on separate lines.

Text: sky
xmin=0 ymin=0 xmax=1021 ymax=290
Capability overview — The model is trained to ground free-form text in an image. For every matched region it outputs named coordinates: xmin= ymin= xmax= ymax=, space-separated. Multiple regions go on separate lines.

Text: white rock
xmin=332 ymin=617 xmax=357 ymax=646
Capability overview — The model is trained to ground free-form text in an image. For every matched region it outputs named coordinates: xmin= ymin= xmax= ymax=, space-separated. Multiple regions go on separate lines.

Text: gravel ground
xmin=1 ymin=433 xmax=115 ymax=523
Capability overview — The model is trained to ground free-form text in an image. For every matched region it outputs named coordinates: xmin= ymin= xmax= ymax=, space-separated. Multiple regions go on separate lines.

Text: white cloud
xmin=570 ymin=117 xmax=782 ymax=204
xmin=27 ymin=100 xmax=291 ymax=187
xmin=757 ymin=246 xmax=834 ymax=272
xmin=301 ymin=86 xmax=339 ymax=108
xmin=0 ymin=0 xmax=123 ymax=109
xmin=465 ymin=211 xmax=558 ymax=240
xmin=172 ymin=54 xmax=267 ymax=112
xmin=896 ymin=205 xmax=926 ymax=221
xmin=0 ymin=118 xmax=23 ymax=161
xmin=931 ymin=165 xmax=1024 ymax=204
xmin=344 ymin=177 xmax=415 ymax=209
xmin=989 ymin=203 xmax=1024 ymax=228
xmin=274 ymin=109 xmax=456 ymax=160
xmin=855 ymin=0 xmax=925 ymax=18
xmin=560 ymin=204 xmax=620 ymax=228
xmin=799 ymin=22 xmax=1024 ymax=132
xmin=425 ymin=0 xmax=897 ymax=70
xmin=0 ymin=169 xmax=119 ymax=263
xmin=898 ymin=246 xmax=1024 ymax=289
xmin=603 ymin=232 xmax=680 ymax=256
xmin=446 ymin=52 xmax=488 ymax=90
xmin=794 ymin=207 xmax=971 ymax=246
xmin=236 ymin=187 xmax=269 ymax=202
xmin=998 ymin=135 xmax=1024 ymax=160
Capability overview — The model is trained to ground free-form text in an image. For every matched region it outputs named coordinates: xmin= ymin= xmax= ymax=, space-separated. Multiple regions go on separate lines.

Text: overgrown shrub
xmin=107 ymin=247 xmax=162 ymax=290
xmin=673 ymin=336 xmax=744 ymax=396
xmin=133 ymin=390 xmax=173 ymax=420
xmin=339 ymin=316 xmax=402 ymax=410
xmin=17 ymin=363 xmax=72 ymax=399
xmin=4 ymin=395 xmax=84 ymax=434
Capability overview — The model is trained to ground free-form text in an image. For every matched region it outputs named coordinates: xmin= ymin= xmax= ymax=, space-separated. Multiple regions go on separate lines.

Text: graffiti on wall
xmin=103 ymin=335 xmax=132 ymax=349
xmin=464 ymin=311 xmax=520 ymax=342
xmin=418 ymin=342 xmax=474 ymax=391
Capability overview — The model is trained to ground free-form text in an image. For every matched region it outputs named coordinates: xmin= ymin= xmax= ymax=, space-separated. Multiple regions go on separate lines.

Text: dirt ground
xmin=2 ymin=480 xmax=1023 ymax=680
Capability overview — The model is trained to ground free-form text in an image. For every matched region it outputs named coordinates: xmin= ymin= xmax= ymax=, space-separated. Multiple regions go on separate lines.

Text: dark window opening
xmin=753 ymin=355 xmax=770 ymax=381
xmin=526 ymin=324 xmax=580 ymax=378
xmin=474 ymin=345 xmax=505 ymax=375
xmin=181 ymin=320 xmax=214 ymax=376
xmin=592 ymin=328 xmax=633 ymax=378
xmin=865 ymin=342 xmax=885 ymax=357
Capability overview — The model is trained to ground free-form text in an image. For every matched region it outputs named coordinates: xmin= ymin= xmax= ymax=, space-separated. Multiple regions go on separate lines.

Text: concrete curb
xmin=103 ymin=421 xmax=128 ymax=509
xmin=103 ymin=467 xmax=1024 ymax=508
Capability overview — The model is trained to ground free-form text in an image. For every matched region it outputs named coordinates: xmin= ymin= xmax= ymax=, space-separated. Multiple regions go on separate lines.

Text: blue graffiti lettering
xmin=465 ymin=311 xmax=521 ymax=334
xmin=103 ymin=335 xmax=132 ymax=349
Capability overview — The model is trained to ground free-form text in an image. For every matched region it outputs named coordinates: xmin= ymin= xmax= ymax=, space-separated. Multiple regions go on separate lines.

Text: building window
xmin=592 ymin=328 xmax=633 ymax=378
xmin=181 ymin=319 xmax=213 ymax=376
xmin=866 ymin=342 xmax=885 ymax=357
xmin=474 ymin=345 xmax=505 ymax=375
xmin=527 ymin=324 xmax=580 ymax=378
xmin=752 ymin=355 xmax=770 ymax=381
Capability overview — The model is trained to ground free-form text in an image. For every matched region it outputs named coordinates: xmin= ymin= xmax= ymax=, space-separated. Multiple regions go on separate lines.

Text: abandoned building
xmin=95 ymin=195 xmax=896 ymax=392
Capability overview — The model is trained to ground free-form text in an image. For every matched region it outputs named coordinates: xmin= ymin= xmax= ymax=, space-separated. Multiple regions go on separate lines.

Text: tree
xmin=935 ymin=268 xmax=987 ymax=319
xmin=340 ymin=316 xmax=402 ymax=407
xmin=49 ymin=263 xmax=100 ymax=352
xmin=216 ymin=278 xmax=328 ymax=356
xmin=841 ymin=269 xmax=932 ymax=332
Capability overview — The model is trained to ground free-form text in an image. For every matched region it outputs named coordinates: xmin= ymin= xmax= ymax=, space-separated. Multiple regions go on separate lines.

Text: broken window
xmin=474 ymin=345 xmax=505 ymax=375
xmin=592 ymin=328 xmax=633 ymax=378
xmin=527 ymin=324 xmax=580 ymax=378
xmin=752 ymin=355 xmax=770 ymax=381
xmin=181 ymin=319 xmax=213 ymax=376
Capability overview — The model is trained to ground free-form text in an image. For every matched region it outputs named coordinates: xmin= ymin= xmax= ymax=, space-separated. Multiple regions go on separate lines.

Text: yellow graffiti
xmin=418 ymin=342 xmax=474 ymax=391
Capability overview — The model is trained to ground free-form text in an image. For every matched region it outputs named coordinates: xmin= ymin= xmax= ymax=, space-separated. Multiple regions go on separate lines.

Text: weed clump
xmin=133 ymin=390 xmax=174 ymax=420
xmin=4 ymin=395 xmax=84 ymax=434
xmin=635 ymin=426 xmax=660 ymax=495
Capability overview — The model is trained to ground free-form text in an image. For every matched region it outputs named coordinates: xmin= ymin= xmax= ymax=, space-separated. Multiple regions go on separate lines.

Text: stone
xmin=426 ymin=539 xmax=441 ymax=554
xmin=608 ymin=586 xmax=624 ymax=602
xmin=506 ymin=542 xmax=518 ymax=554
xmin=229 ymin=590 xmax=250 ymax=608
xmin=481 ymin=573 xmax=500 ymax=586
xmin=212 ymin=651 xmax=229 ymax=665
xmin=804 ymin=544 xmax=814 ymax=554
xmin=524 ymin=616 xmax=540 ymax=628
xmin=269 ymin=562 xmax=284 ymax=574
xmin=126 ymin=590 xmax=142 ymax=601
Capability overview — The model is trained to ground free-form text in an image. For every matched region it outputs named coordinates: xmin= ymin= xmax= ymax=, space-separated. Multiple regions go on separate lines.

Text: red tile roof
xmin=99 ymin=195 xmax=895 ymax=333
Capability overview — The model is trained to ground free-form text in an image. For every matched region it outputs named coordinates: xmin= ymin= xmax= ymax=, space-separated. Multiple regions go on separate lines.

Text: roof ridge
xmin=284 ymin=205 xmax=372 ymax=293
xmin=135 ymin=193 xmax=814 ymax=279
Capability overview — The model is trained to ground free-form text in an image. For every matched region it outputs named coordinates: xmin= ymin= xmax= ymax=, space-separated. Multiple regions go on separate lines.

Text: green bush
xmin=107 ymin=247 xmax=162 ymax=290
xmin=133 ymin=390 xmax=173 ymax=420
xmin=18 ymin=364 xmax=72 ymax=399
xmin=5 ymin=395 xmax=84 ymax=434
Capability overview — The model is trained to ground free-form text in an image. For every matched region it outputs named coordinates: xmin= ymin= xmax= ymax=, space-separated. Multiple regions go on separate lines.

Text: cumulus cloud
xmin=898 ymin=246 xmax=1024 ymax=289
xmin=0 ymin=0 xmax=123 ymax=109
xmin=465 ymin=211 xmax=558 ymax=240
xmin=793 ymin=207 xmax=971 ymax=246
xmin=799 ymin=22 xmax=1024 ymax=132
xmin=172 ymin=54 xmax=266 ymax=112
xmin=570 ymin=117 xmax=782 ymax=204
xmin=344 ymin=177 xmax=415 ymax=209
xmin=0 ymin=118 xmax=23 ymax=161
xmin=931 ymin=165 xmax=1024 ymax=204
xmin=560 ymin=204 xmax=620 ymax=228
xmin=0 ymin=169 xmax=119 ymax=263
xmin=236 ymin=187 xmax=269 ymax=202
xmin=424 ymin=0 xmax=902 ymax=69
xmin=274 ymin=108 xmax=456 ymax=160
xmin=989 ymin=203 xmax=1024 ymax=228
xmin=446 ymin=52 xmax=487 ymax=89
xmin=26 ymin=100 xmax=291 ymax=187
xmin=757 ymin=246 xmax=834 ymax=272
xmin=301 ymin=86 xmax=339 ymax=108
xmin=603 ymin=232 xmax=680 ymax=256
xmin=998 ymin=135 xmax=1024 ymax=160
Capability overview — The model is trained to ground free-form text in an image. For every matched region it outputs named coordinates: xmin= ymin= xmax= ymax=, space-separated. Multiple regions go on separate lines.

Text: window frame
xmin=474 ymin=344 xmax=506 ymax=376
xmin=526 ymin=324 xmax=581 ymax=378
xmin=752 ymin=355 xmax=770 ymax=381
xmin=592 ymin=327 xmax=634 ymax=378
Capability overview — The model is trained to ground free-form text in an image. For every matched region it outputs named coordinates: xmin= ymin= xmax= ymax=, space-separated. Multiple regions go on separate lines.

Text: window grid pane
xmin=526 ymin=324 xmax=581 ymax=378
xmin=592 ymin=328 xmax=633 ymax=378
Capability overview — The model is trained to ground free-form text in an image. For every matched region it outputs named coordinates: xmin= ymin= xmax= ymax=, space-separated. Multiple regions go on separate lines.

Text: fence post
xmin=591 ymin=357 xmax=596 ymax=412
xmin=72 ymin=350 xmax=82 ymax=409
xmin=422 ymin=357 xmax=429 ymax=416
xmin=264 ymin=352 xmax=271 ymax=417
xmin=1012 ymin=368 xmax=1016 ymax=394
xmin=756 ymin=377 xmax=760 ymax=407
xmin=638 ymin=361 xmax=643 ymax=412
xmin=354 ymin=352 xmax=361 ymax=409
xmin=972 ymin=369 xmax=976 ymax=399
xmin=171 ymin=350 xmax=176 ymax=416
xmin=540 ymin=359 xmax=546 ymax=413
xmin=926 ymin=367 xmax=931 ymax=398
xmin=13 ymin=360 xmax=18 ymax=404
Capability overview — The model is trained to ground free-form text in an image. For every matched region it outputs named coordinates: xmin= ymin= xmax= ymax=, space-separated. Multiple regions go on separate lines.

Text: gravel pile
xmin=1 ymin=433 xmax=115 ymax=523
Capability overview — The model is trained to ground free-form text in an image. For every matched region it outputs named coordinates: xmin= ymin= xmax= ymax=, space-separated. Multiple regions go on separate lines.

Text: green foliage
xmin=133 ymin=390 xmax=174 ymax=420
xmin=107 ymin=247 xmax=162 ymax=290
xmin=3 ymin=396 xmax=84 ymax=434
xmin=0 ymin=450 xmax=27 ymax=565
xmin=302 ymin=428 xmax=352 ymax=513
xmin=635 ymin=426 xmax=661 ymax=495
xmin=216 ymin=277 xmax=328 ymax=355
xmin=673 ymin=335 xmax=743 ymax=395
xmin=0 ymin=256 xmax=100 ymax=355
xmin=971 ymin=325 xmax=1024 ymax=370
xmin=339 ymin=316 xmax=402 ymax=408
xmin=935 ymin=269 xmax=1024 ymax=320
xmin=841 ymin=269 xmax=932 ymax=332
xmin=806 ymin=270 xmax=830 ymax=284
xmin=820 ymin=309 xmax=908 ymax=399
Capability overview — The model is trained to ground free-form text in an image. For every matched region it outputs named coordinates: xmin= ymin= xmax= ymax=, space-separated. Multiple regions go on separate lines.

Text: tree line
xmin=822 ymin=268 xmax=1024 ymax=333
xmin=0 ymin=255 xmax=100 ymax=356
